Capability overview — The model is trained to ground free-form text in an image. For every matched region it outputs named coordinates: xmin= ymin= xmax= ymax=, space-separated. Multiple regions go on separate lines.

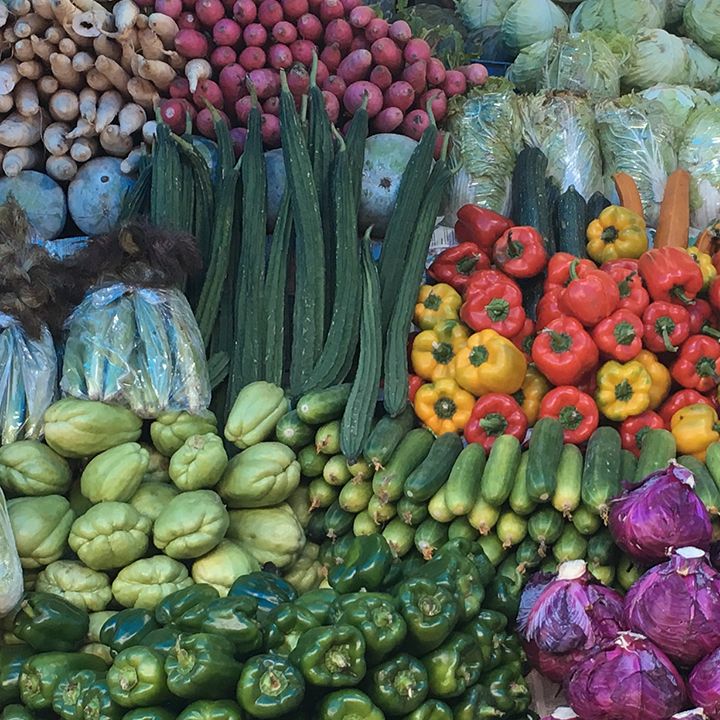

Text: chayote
xmin=150 ymin=410 xmax=217 ymax=457
xmin=80 ymin=442 xmax=150 ymax=503
xmin=224 ymin=381 xmax=289 ymax=449
xmin=216 ymin=442 xmax=300 ymax=508
xmin=169 ymin=433 xmax=228 ymax=491
xmin=153 ymin=489 xmax=229 ymax=560
xmin=7 ymin=495 xmax=74 ymax=569
xmin=88 ymin=610 xmax=117 ymax=642
xmin=111 ymin=556 xmax=194 ymax=609
xmin=226 ymin=503 xmax=305 ymax=569
xmin=44 ymin=398 xmax=142 ymax=458
xmin=0 ymin=441 xmax=72 ymax=496
xmin=191 ymin=539 xmax=260 ymax=596
xmin=286 ymin=486 xmax=312 ymax=529
xmin=142 ymin=444 xmax=171 ymax=483
xmin=35 ymin=560 xmax=112 ymax=612
xmin=68 ymin=502 xmax=151 ymax=571
xmin=283 ymin=542 xmax=323 ymax=594
xmin=69 ymin=479 xmax=93 ymax=517
xmin=80 ymin=642 xmax=114 ymax=665
xmin=129 ymin=482 xmax=180 ymax=523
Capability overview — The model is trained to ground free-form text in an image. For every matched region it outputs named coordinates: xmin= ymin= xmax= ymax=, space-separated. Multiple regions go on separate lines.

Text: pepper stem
xmin=479 ymin=412 xmax=508 ymax=436
xmin=484 ymin=297 xmax=510 ymax=322
xmin=671 ymin=286 xmax=695 ymax=305
xmin=702 ymin=324 xmax=720 ymax=340
xmin=434 ymin=397 xmax=457 ymax=419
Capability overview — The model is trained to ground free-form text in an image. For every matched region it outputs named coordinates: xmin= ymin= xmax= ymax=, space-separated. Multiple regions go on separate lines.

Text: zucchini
xmin=448 ymin=517 xmax=479 ymax=542
xmin=353 ymin=510 xmax=379 ymax=536
xmin=403 ymin=432 xmax=464 ymax=502
xmin=512 ymin=147 xmax=552 ymax=243
xmin=428 ymin=486 xmax=455 ymax=523
xmin=368 ymin=495 xmax=396 ymax=524
xmin=545 ymin=176 xmax=560 ymax=255
xmin=296 ymin=384 xmax=352 ymax=424
xmin=323 ymin=455 xmax=353 ymax=486
xmin=397 ymin=496 xmax=428 ymax=527
xmin=315 ymin=420 xmax=341 ymax=455
xmin=383 ymin=518 xmax=416 ymax=558
xmin=275 ymin=410 xmax=314 ymax=450
xmin=477 ymin=533 xmax=507 ymax=567
xmin=306 ymin=510 xmax=327 ymax=543
xmin=308 ymin=477 xmax=337 ymax=510
xmin=586 ymin=191 xmax=611 ymax=225
xmin=581 ymin=427 xmax=622 ymax=519
xmin=620 ymin=449 xmax=637 ymax=484
xmin=372 ymin=428 xmax=434 ymax=503
xmin=414 ymin=518 xmax=448 ymax=559
xmin=527 ymin=507 xmax=564 ymax=549
xmin=678 ymin=455 xmax=720 ymax=515
xmin=468 ymin=496 xmax=501 ymax=535
xmin=556 ymin=185 xmax=588 ymax=258
xmin=552 ymin=524 xmax=587 ymax=562
xmin=445 ymin=443 xmax=486 ymax=516
xmin=338 ymin=478 xmax=373 ymax=513
xmin=509 ymin=453 xmax=536 ymax=516
xmin=526 ymin=418 xmax=564 ymax=503
xmin=518 ymin=275 xmax=545 ymax=322
xmin=633 ymin=428 xmax=676 ymax=486
xmin=572 ymin=505 xmax=602 ymax=535
xmin=706 ymin=442 xmax=720 ymax=492
xmin=299 ymin=446 xmax=330 ymax=477
xmin=363 ymin=407 xmax=416 ymax=470
xmin=496 ymin=511 xmax=528 ymax=549
xmin=586 ymin=527 xmax=617 ymax=566
xmin=552 ymin=444 xmax=583 ymax=517
xmin=480 ymin=435 xmax=521 ymax=507
xmin=323 ymin=500 xmax=354 ymax=539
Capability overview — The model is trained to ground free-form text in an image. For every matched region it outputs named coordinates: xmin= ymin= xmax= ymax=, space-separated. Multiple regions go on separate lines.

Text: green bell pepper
xmin=99 ymin=609 xmax=160 ymax=654
xmin=291 ymin=588 xmax=338 ymax=624
xmin=396 ymin=578 xmax=459 ymax=654
xmin=263 ymin=603 xmax=319 ymax=656
xmin=107 ymin=647 xmax=171 ymax=708
xmin=327 ymin=535 xmax=392 ymax=593
xmin=452 ymin=685 xmax=502 ymax=720
xmin=1 ymin=705 xmax=34 ymax=720
xmin=334 ymin=592 xmax=407 ymax=665
xmin=364 ymin=653 xmax=428 ymax=715
xmin=53 ymin=668 xmax=97 ymax=719
xmin=483 ymin=665 xmax=531 ymax=715
xmin=319 ymin=689 xmax=384 ymax=720
xmin=483 ymin=572 xmax=523 ymax=621
xmin=461 ymin=611 xmax=508 ymax=670
xmin=236 ymin=654 xmax=305 ymax=718
xmin=200 ymin=597 xmax=263 ymax=656
xmin=400 ymin=699 xmax=453 ymax=720
xmin=154 ymin=585 xmax=220 ymax=631
xmin=20 ymin=651 xmax=107 ymax=711
xmin=176 ymin=700 xmax=245 ymax=720
xmin=421 ymin=632 xmax=483 ymax=699
xmin=142 ymin=628 xmax=182 ymax=657
xmin=227 ymin=572 xmax=297 ymax=616
xmin=0 ymin=644 xmax=34 ymax=706
xmin=77 ymin=670 xmax=125 ymax=720
xmin=122 ymin=708 xmax=176 ymax=720
xmin=13 ymin=592 xmax=89 ymax=652
xmin=289 ymin=624 xmax=366 ymax=688
xmin=164 ymin=633 xmax=242 ymax=700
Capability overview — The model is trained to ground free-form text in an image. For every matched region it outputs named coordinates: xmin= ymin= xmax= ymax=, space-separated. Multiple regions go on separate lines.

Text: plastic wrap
xmin=519 ymin=93 xmax=603 ymax=199
xmin=0 ymin=313 xmax=57 ymax=446
xmin=0 ymin=485 xmax=22 ymax=616
xmin=61 ymin=284 xmax=211 ymax=419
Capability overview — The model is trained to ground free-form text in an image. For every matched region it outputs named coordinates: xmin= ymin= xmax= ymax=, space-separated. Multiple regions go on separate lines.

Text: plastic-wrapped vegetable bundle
xmin=639 ymin=84 xmax=712 ymax=149
xmin=519 ymin=92 xmax=603 ymax=199
xmin=0 ymin=485 xmax=22 ymax=616
xmin=569 ymin=0 xmax=667 ymax=35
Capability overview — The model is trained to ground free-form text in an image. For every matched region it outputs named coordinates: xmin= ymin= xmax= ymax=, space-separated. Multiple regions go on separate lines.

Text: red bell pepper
xmin=638 ymin=247 xmax=704 ymax=305
xmin=576 ymin=370 xmax=598 ymax=397
xmin=591 ymin=309 xmax=644 ymax=362
xmin=408 ymin=375 xmax=425 ymax=403
xmin=464 ymin=269 xmax=517 ymax=298
xmin=539 ymin=386 xmax=599 ymax=444
xmin=531 ymin=316 xmax=599 ymax=387
xmin=558 ymin=261 xmax=620 ymax=328
xmin=511 ymin=317 xmax=536 ymax=361
xmin=641 ymin=301 xmax=690 ymax=354
xmin=544 ymin=253 xmax=597 ymax=293
xmin=460 ymin=276 xmax=526 ymax=338
xmin=709 ymin=277 xmax=720 ymax=314
xmin=619 ymin=410 xmax=665 ymax=457
xmin=536 ymin=288 xmax=564 ymax=330
xmin=687 ymin=298 xmax=714 ymax=334
xmin=464 ymin=392 xmax=528 ymax=452
xmin=601 ymin=258 xmax=640 ymax=274
xmin=659 ymin=389 xmax=714 ymax=427
xmin=671 ymin=334 xmax=720 ymax=392
xmin=428 ymin=242 xmax=491 ymax=293
xmin=602 ymin=263 xmax=650 ymax=317
xmin=492 ymin=226 xmax=547 ymax=279
xmin=454 ymin=205 xmax=514 ymax=254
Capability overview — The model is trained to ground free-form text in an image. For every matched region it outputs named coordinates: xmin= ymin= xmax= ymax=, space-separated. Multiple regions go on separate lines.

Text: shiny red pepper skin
xmin=687 ymin=298 xmax=714 ymax=335
xmin=460 ymin=277 xmax=526 ymax=338
xmin=709 ymin=278 xmax=720 ymax=314
xmin=659 ymin=389 xmax=715 ymax=427
xmin=641 ymin=302 xmax=691 ymax=354
xmin=464 ymin=393 xmax=528 ymax=451
xmin=559 ymin=263 xmax=620 ymax=328
xmin=544 ymin=253 xmax=597 ymax=293
xmin=428 ymin=243 xmax=491 ymax=293
xmin=539 ymin=386 xmax=599 ymax=444
xmin=408 ymin=375 xmax=425 ymax=403
xmin=510 ymin=317 xmax=535 ymax=361
xmin=638 ymin=247 xmax=704 ymax=305
xmin=602 ymin=260 xmax=650 ymax=317
xmin=536 ymin=288 xmax=564 ymax=330
xmin=492 ymin=226 xmax=547 ymax=279
xmin=591 ymin=309 xmax=644 ymax=362
xmin=671 ymin=334 xmax=720 ymax=392
xmin=620 ymin=410 xmax=666 ymax=457
xmin=454 ymin=205 xmax=514 ymax=254
xmin=464 ymin=269 xmax=517 ymax=298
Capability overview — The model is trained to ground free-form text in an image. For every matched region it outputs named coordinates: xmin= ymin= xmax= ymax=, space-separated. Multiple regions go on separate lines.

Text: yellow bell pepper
xmin=411 ymin=325 xmax=468 ymax=382
xmin=413 ymin=378 xmax=475 ymax=435
xmin=512 ymin=365 xmax=551 ymax=426
xmin=595 ymin=360 xmax=652 ymax=421
xmin=586 ymin=205 xmax=647 ymax=263
xmin=634 ymin=350 xmax=671 ymax=410
xmin=414 ymin=284 xmax=462 ymax=330
xmin=687 ymin=247 xmax=717 ymax=291
xmin=670 ymin=403 xmax=720 ymax=461
xmin=453 ymin=329 xmax=527 ymax=396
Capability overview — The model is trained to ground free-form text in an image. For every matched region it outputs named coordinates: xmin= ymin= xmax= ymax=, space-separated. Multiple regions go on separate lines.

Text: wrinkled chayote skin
xmin=224 ymin=381 xmax=288 ymax=449
xmin=80 ymin=442 xmax=150 ymax=503
xmin=36 ymin=560 xmax=112 ymax=612
xmin=111 ymin=556 xmax=193 ymax=609
xmin=129 ymin=482 xmax=180 ymax=523
xmin=150 ymin=410 xmax=218 ymax=457
xmin=191 ymin=539 xmax=260 ymax=596
xmin=283 ymin=542 xmax=322 ymax=594
xmin=142 ymin=444 xmax=171 ymax=483
xmin=0 ymin=441 xmax=72 ymax=496
xmin=169 ymin=433 xmax=228 ymax=491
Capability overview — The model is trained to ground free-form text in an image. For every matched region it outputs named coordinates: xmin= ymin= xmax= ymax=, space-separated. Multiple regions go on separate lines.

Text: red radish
xmin=178 ymin=11 xmax=199 ymax=29
xmin=308 ymin=0 xmax=322 ymax=10
xmin=320 ymin=43 xmax=342 ymax=72
xmin=369 ymin=64 xmax=392 ymax=91
xmin=322 ymin=90 xmax=339 ymax=122
xmin=193 ymin=79 xmax=224 ymax=109
xmin=365 ymin=17 xmax=388 ymax=43
xmin=383 ymin=80 xmax=414 ymax=111
xmin=402 ymin=60 xmax=427 ymax=95
xmin=373 ymin=106 xmax=403 ymax=132
xmin=287 ymin=62 xmax=310 ymax=95
xmin=337 ymin=48 xmax=372 ymax=83
xmin=239 ymin=46 xmax=267 ymax=69
xmin=169 ymin=77 xmax=191 ymax=98
xmin=211 ymin=45 xmax=237 ymax=68
xmin=341 ymin=0 xmax=362 ymax=11
xmin=320 ymin=0 xmax=344 ymax=23
xmin=234 ymin=95 xmax=253 ymax=124
xmin=195 ymin=0 xmax=225 ymax=26
xmin=272 ymin=20 xmax=297 ymax=43
xmin=442 ymin=69 xmax=466 ymax=96
xmin=213 ymin=18 xmax=242 ymax=45
xmin=350 ymin=35 xmax=369 ymax=51
xmin=426 ymin=57 xmax=446 ymax=87
xmin=261 ymin=113 xmax=280 ymax=147
xmin=197 ymin=107 xmax=229 ymax=137
xmin=258 ymin=0 xmax=283 ymax=27
xmin=297 ymin=13 xmax=323 ymax=41
xmin=175 ymin=29 xmax=210 ymax=59
xmin=160 ymin=99 xmax=190 ymax=132
xmin=370 ymin=38 xmax=402 ymax=74
xmin=289 ymin=39 xmax=316 ymax=65
xmin=243 ymin=22 xmax=268 ymax=46
xmin=343 ymin=80 xmax=382 ymax=116
xmin=230 ymin=126 xmax=247 ymax=156
xmin=249 ymin=68 xmax=280 ymax=98
xmin=233 ymin=0 xmax=257 ymax=25
xmin=156 ymin=0 xmax=183 ymax=18
xmin=324 ymin=19 xmax=352 ymax=50
xmin=403 ymin=38 xmax=431 ymax=64
xmin=463 ymin=62 xmax=488 ymax=86
xmin=219 ymin=63 xmax=247 ymax=102
xmin=268 ymin=43 xmax=293 ymax=69
xmin=262 ymin=96 xmax=280 ymax=115
xmin=322 ymin=74 xmax=346 ymax=98
xmin=401 ymin=108 xmax=429 ymax=140
xmin=420 ymin=88 xmax=447 ymax=121
xmin=388 ymin=19 xmax=411 ymax=46
xmin=349 ymin=5 xmax=374 ymax=28
xmin=280 ymin=0 xmax=307 ymax=20
xmin=315 ymin=59 xmax=329 ymax=87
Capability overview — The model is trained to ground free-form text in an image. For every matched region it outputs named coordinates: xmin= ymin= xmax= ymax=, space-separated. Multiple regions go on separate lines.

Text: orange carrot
xmin=696 ymin=221 xmax=720 ymax=255
xmin=614 ymin=172 xmax=644 ymax=219
xmin=655 ymin=169 xmax=691 ymax=249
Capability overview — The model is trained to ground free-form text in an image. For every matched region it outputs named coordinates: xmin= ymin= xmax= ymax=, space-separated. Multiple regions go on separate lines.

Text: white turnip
xmin=95 ymin=90 xmax=122 ymax=132
xmin=118 ymin=103 xmax=146 ymax=135
xmin=185 ymin=58 xmax=211 ymax=92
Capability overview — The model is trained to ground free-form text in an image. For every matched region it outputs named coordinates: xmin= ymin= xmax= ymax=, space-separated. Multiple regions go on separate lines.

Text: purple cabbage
xmin=689 ymin=647 xmax=720 ymax=718
xmin=608 ymin=462 xmax=712 ymax=563
xmin=567 ymin=632 xmax=686 ymax=720
xmin=624 ymin=547 xmax=720 ymax=667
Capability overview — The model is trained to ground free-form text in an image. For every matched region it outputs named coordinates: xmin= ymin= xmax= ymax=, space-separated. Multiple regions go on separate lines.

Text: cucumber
xmin=586 ymin=191 xmax=611 ymax=225
xmin=397 ymin=496 xmax=428 ymax=527
xmin=512 ymin=147 xmax=551 ymax=241
xmin=428 ymin=485 xmax=455 ymax=523
xmin=552 ymin=524 xmax=587 ymax=562
xmin=275 ymin=410 xmax=315 ymax=449
xmin=515 ymin=537 xmax=543 ymax=573
xmin=617 ymin=553 xmax=644 ymax=591
xmin=588 ymin=563 xmax=615 ymax=586
xmin=323 ymin=500 xmax=354 ymax=539
xmin=704 ymin=442 xmax=720 ymax=492
xmin=527 ymin=418 xmax=564 ymax=503
xmin=363 ymin=407 xmax=415 ymax=470
xmin=468 ymin=496 xmax=501 ymax=535
xmin=415 ymin=518 xmax=448 ymax=559
xmin=620 ymin=449 xmax=637 ymax=484
xmin=372 ymin=428 xmax=434 ymax=503
xmin=552 ymin=444 xmax=583 ymax=517
xmin=678 ymin=455 xmax=720 ymax=515
xmin=496 ymin=511 xmax=528 ymax=549
xmin=582 ymin=427 xmax=622 ymax=519
xmin=338 ymin=478 xmax=373 ymax=513
xmin=306 ymin=510 xmax=326 ymax=543
xmin=540 ymin=557 xmax=558 ymax=575
xmin=315 ymin=420 xmax=341 ymax=455
xmin=448 ymin=516 xmax=479 ymax=542
xmin=299 ymin=446 xmax=329 ymax=477
xmin=497 ymin=553 xmax=522 ymax=582
xmin=509 ymin=453 xmax=536 ymax=516
xmin=296 ymin=384 xmax=352 ymax=424
xmin=368 ymin=495 xmax=397 ymax=524
xmin=348 ymin=457 xmax=374 ymax=481
xmin=527 ymin=507 xmax=564 ymax=549
xmin=633 ymin=429 xmax=676 ymax=486
xmin=480 ymin=435 xmax=521 ymax=507
xmin=478 ymin=533 xmax=507 ymax=567
xmin=308 ymin=477 xmax=338 ymax=510
xmin=572 ymin=505 xmax=603 ymax=535
xmin=545 ymin=176 xmax=560 ymax=254
xmin=323 ymin=455 xmax=353 ymax=486
xmin=445 ymin=444 xmax=486 ymax=516
xmin=556 ymin=185 xmax=588 ymax=258
xmin=353 ymin=510 xmax=379 ymax=536
xmin=586 ymin=527 xmax=617 ymax=566
xmin=383 ymin=518 xmax=416 ymax=558
xmin=403 ymin=432 xmax=463 ymax=502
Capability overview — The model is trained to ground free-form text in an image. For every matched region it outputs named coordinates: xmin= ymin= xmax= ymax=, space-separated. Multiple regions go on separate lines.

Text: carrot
xmin=32 ymin=0 xmax=55 ymax=21
xmin=614 ymin=172 xmax=644 ymax=219
xmin=66 ymin=117 xmax=94 ymax=139
xmin=0 ymin=111 xmax=44 ymax=146
xmin=118 ymin=102 xmax=146 ymax=135
xmin=655 ymin=169 xmax=691 ymax=249
xmin=58 ymin=37 xmax=78 ymax=56
xmin=49 ymin=53 xmax=83 ymax=90
xmin=0 ymin=59 xmax=20 ymax=95
xmin=0 ymin=4 xmax=8 ymax=28
xmin=99 ymin=124 xmax=133 ymax=156
xmin=37 ymin=75 xmax=59 ymax=99
xmin=72 ymin=51 xmax=96 ymax=73
xmin=78 ymin=87 xmax=97 ymax=121
xmin=93 ymin=34 xmax=122 ymax=61
xmin=696 ymin=222 xmax=720 ymax=255
xmin=14 ymin=13 xmax=48 ymax=39
xmin=138 ymin=28 xmax=165 ymax=60
xmin=43 ymin=121 xmax=71 ymax=155
xmin=94 ymin=89 xmax=122 ymax=132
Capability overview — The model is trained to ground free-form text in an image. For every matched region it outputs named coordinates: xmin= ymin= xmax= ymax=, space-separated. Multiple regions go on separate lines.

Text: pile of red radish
xmin=152 ymin=0 xmax=488 ymax=150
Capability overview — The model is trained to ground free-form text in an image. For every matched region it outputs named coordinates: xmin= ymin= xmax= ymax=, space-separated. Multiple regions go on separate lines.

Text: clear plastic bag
xmin=61 ymin=284 xmax=211 ymax=418
xmin=0 ymin=313 xmax=57 ymax=446
xmin=0 ymin=485 xmax=22 ymax=616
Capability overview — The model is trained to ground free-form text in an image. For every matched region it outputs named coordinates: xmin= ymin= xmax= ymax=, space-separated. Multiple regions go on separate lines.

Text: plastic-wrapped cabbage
xmin=667 ymin=0 xmax=691 ymax=25
xmin=519 ymin=93 xmax=603 ymax=200
xmin=686 ymin=39 xmax=720 ymax=92
xmin=446 ymin=78 xmax=522 ymax=220
xmin=640 ymin=85 xmax=712 ymax=148
xmin=570 ymin=0 xmax=666 ymax=34
xmin=111 ymin=556 xmax=193 ymax=609
xmin=679 ymin=105 xmax=720 ymax=229
xmin=501 ymin=0 xmax=568 ymax=53
xmin=623 ymin=30 xmax=692 ymax=91
xmin=0 ymin=486 xmax=22 ymax=616
xmin=35 ymin=560 xmax=112 ymax=612
xmin=506 ymin=40 xmax=552 ymax=93
xmin=684 ymin=0 xmax=720 ymax=60
xmin=595 ymin=95 xmax=677 ymax=226
xmin=191 ymin=539 xmax=260 ymax=595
